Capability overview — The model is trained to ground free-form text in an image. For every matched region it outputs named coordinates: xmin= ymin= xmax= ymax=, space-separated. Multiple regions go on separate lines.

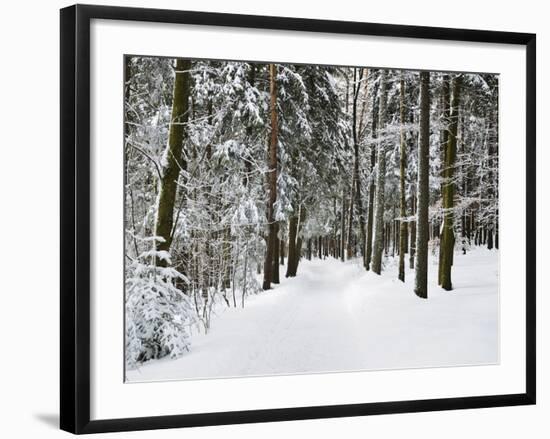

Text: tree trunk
xmin=365 ymin=91 xmax=378 ymax=271
xmin=341 ymin=188 xmax=347 ymax=262
xmin=222 ymin=228 xmax=231 ymax=289
xmin=409 ymin=195 xmax=416 ymax=269
xmin=154 ymin=59 xmax=192 ymax=266
xmin=414 ymin=71 xmax=430 ymax=299
xmin=487 ymin=114 xmax=496 ymax=251
xmin=438 ymin=75 xmax=450 ymax=284
xmin=398 ymin=74 xmax=408 ymax=282
xmin=288 ymin=206 xmax=306 ymax=276
xmin=346 ymin=184 xmax=354 ymax=260
xmin=352 ymin=69 xmax=367 ymax=264
xmin=439 ymin=75 xmax=462 ymax=291
xmin=262 ymin=63 xmax=279 ymax=290
xmin=286 ymin=215 xmax=298 ymax=278
xmin=272 ymin=222 xmax=280 ymax=284
xmin=371 ymin=70 xmax=387 ymax=275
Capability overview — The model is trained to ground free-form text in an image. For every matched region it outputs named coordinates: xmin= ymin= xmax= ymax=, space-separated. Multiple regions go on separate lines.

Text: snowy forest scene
xmin=124 ymin=56 xmax=499 ymax=382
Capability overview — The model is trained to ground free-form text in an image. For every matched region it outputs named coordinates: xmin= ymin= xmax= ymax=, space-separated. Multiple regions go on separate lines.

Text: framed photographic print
xmin=60 ymin=4 xmax=536 ymax=434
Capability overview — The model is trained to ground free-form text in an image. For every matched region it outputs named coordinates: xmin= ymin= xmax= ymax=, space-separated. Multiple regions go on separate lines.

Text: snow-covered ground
xmin=126 ymin=248 xmax=498 ymax=382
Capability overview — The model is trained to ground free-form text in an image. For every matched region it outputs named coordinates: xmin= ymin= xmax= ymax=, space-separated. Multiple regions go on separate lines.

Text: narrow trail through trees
xmin=127 ymin=249 xmax=498 ymax=382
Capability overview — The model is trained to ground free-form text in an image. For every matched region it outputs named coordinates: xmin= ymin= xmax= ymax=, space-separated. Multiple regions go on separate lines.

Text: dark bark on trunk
xmin=438 ymin=75 xmax=450 ymax=284
xmin=409 ymin=195 xmax=416 ymax=269
xmin=439 ymin=75 xmax=462 ymax=291
xmin=341 ymin=188 xmax=347 ymax=262
xmin=262 ymin=64 xmax=279 ymax=290
xmin=289 ymin=207 xmax=306 ymax=275
xmin=154 ymin=59 xmax=192 ymax=267
xmin=272 ymin=222 xmax=280 ymax=284
xmin=365 ymin=198 xmax=376 ymax=264
xmin=222 ymin=228 xmax=231 ymax=289
xmin=286 ymin=215 xmax=298 ymax=278
xmin=414 ymin=71 xmax=430 ymax=299
xmin=346 ymin=184 xmax=354 ymax=260
xmin=349 ymin=68 xmax=367 ymax=264
xmin=372 ymin=70 xmax=387 ymax=274
xmin=365 ymin=94 xmax=378 ymax=271
xmin=365 ymin=158 xmax=376 ymax=270
xmin=487 ymin=115 xmax=496 ymax=251
xmin=398 ymin=74 xmax=408 ymax=282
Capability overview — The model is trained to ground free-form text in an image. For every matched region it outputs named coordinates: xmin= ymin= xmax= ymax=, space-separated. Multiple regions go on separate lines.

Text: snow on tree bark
xmin=414 ymin=71 xmax=430 ymax=299
xmin=398 ymin=74 xmax=408 ymax=282
xmin=154 ymin=58 xmax=191 ymax=266
xmin=438 ymin=75 xmax=450 ymax=284
xmin=439 ymin=75 xmax=462 ymax=291
xmin=352 ymin=68 xmax=367 ymax=265
xmin=263 ymin=63 xmax=279 ymax=290
xmin=365 ymin=95 xmax=378 ymax=271
xmin=371 ymin=70 xmax=387 ymax=275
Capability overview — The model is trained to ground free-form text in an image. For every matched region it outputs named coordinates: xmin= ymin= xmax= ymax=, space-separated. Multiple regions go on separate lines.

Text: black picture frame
xmin=60 ymin=4 xmax=536 ymax=434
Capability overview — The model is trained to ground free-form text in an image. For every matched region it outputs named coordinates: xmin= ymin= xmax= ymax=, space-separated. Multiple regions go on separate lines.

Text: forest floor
xmin=126 ymin=248 xmax=499 ymax=382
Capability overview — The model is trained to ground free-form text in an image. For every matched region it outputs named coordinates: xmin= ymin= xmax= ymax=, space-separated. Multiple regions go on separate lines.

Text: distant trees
xmin=124 ymin=56 xmax=499 ymax=365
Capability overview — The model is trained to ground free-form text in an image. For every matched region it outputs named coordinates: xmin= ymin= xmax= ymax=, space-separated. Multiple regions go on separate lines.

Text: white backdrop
xmin=0 ymin=0 xmax=546 ymax=438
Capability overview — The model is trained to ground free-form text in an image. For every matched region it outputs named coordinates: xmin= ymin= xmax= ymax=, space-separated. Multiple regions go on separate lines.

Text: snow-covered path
xmin=127 ymin=249 xmax=498 ymax=382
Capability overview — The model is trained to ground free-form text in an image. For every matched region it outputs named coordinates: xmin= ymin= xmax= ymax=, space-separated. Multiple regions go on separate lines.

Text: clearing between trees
xmin=127 ymin=248 xmax=498 ymax=382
